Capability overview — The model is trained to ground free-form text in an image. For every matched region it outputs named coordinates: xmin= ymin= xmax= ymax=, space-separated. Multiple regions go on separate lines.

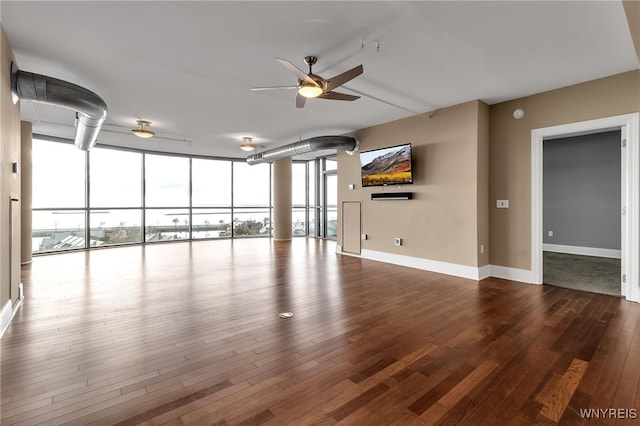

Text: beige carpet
xmin=543 ymin=251 xmax=621 ymax=297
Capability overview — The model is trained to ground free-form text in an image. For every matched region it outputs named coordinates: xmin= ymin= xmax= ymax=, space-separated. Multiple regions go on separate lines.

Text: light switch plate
xmin=496 ymin=200 xmax=509 ymax=208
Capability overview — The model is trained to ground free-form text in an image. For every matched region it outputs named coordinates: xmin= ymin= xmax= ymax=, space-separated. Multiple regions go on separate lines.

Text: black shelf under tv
xmin=371 ymin=192 xmax=413 ymax=200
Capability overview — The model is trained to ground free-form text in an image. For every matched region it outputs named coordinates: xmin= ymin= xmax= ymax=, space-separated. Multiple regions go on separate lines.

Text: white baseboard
xmin=478 ymin=265 xmax=492 ymax=280
xmin=543 ymin=243 xmax=621 ymax=259
xmin=1 ymin=283 xmax=24 ymax=339
xmin=335 ymin=244 xmax=342 ymax=254
xmin=352 ymin=249 xmax=537 ymax=285
xmin=360 ymin=249 xmax=486 ymax=280
xmin=489 ymin=265 xmax=537 ymax=284
xmin=0 ymin=300 xmax=13 ymax=338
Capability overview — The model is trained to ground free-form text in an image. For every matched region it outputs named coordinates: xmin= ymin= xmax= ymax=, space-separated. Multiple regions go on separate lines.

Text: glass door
xmin=323 ymin=171 xmax=338 ymax=239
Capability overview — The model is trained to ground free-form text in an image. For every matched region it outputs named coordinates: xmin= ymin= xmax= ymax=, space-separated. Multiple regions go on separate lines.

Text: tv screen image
xmin=360 ymin=143 xmax=413 ymax=187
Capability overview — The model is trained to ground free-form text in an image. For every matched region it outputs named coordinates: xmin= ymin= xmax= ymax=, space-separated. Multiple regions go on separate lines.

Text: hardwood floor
xmin=2 ymin=238 xmax=639 ymax=425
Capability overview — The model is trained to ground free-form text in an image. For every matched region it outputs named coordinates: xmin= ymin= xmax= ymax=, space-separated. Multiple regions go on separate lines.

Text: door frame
xmin=531 ymin=113 xmax=639 ymax=302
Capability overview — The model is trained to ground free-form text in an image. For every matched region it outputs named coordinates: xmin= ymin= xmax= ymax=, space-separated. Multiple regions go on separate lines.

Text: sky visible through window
xmin=31 ymin=139 xmax=277 ymax=251
xmin=30 ymin=139 xmax=334 ymax=252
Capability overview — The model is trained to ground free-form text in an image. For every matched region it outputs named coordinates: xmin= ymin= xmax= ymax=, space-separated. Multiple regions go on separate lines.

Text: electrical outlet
xmin=394 ymin=237 xmax=402 ymax=246
xmin=480 ymin=244 xmax=485 ymax=254
xmin=496 ymin=200 xmax=509 ymax=208
xmin=548 ymin=230 xmax=553 ymax=237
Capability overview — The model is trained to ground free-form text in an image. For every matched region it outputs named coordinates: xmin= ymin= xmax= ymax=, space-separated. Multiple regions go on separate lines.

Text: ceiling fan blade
xmin=325 ymin=65 xmax=363 ymax=92
xmin=318 ymin=91 xmax=360 ymax=101
xmin=276 ymin=58 xmax=319 ymax=87
xmin=296 ymin=93 xmax=307 ymax=108
xmin=251 ymin=85 xmax=298 ymax=92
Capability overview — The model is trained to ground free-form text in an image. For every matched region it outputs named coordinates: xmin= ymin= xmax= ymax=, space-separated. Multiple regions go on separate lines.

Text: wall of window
xmin=32 ymin=138 xmax=341 ymax=253
xmin=32 ymin=140 xmax=87 ymax=252
xmin=89 ymin=147 xmax=143 ymax=246
xmin=31 ymin=138 xmax=273 ymax=253
xmin=292 ymin=157 xmax=336 ymax=239
xmin=145 ymin=154 xmax=190 ymax=242
xmin=192 ymin=158 xmax=232 ymax=238
xmin=307 ymin=160 xmax=317 ymax=236
xmin=233 ymin=162 xmax=272 ymax=237
xmin=322 ymin=157 xmax=338 ymax=239
xmin=292 ymin=162 xmax=307 ymax=236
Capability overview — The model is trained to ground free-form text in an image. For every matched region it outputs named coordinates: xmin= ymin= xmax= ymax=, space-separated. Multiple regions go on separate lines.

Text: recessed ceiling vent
xmin=246 ymin=135 xmax=359 ymax=165
xmin=10 ymin=62 xmax=107 ymax=151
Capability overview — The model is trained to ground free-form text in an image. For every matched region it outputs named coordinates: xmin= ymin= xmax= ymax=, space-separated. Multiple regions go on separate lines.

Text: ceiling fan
xmin=251 ymin=56 xmax=363 ymax=108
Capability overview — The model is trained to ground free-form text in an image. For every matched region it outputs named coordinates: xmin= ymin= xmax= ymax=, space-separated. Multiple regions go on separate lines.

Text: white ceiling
xmin=1 ymin=1 xmax=638 ymax=159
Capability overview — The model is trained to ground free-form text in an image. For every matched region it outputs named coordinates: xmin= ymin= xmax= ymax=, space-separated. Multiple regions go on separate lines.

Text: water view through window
xmin=31 ymin=138 xmax=335 ymax=252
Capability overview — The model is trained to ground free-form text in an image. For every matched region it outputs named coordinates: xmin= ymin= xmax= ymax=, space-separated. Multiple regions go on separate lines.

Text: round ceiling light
xmin=240 ymin=137 xmax=256 ymax=151
xmin=298 ymin=83 xmax=323 ymax=98
xmin=132 ymin=120 xmax=155 ymax=138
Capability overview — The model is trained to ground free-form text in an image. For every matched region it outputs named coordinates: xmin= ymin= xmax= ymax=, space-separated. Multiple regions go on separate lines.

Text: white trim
xmin=0 ymin=300 xmax=13 ymax=338
xmin=339 ymin=250 xmax=362 ymax=259
xmin=542 ymin=244 xmax=621 ymax=259
xmin=335 ymin=244 xmax=342 ymax=254
xmin=478 ymin=265 xmax=492 ymax=280
xmin=489 ymin=265 xmax=536 ymax=284
xmin=531 ymin=113 xmax=640 ymax=303
xmin=361 ymin=249 xmax=484 ymax=280
xmin=357 ymin=249 xmax=537 ymax=284
xmin=0 ymin=283 xmax=24 ymax=339
xmin=624 ymin=116 xmax=640 ymax=302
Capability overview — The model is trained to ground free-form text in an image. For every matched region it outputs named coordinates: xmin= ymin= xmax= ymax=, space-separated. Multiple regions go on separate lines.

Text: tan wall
xmin=21 ymin=121 xmax=32 ymax=263
xmin=1 ymin=25 xmax=22 ymax=304
xmin=623 ymin=0 xmax=640 ymax=64
xmin=338 ymin=100 xmax=488 ymax=268
xmin=272 ymin=157 xmax=292 ymax=240
xmin=477 ymin=101 xmax=490 ymax=267
xmin=490 ymin=70 xmax=640 ymax=270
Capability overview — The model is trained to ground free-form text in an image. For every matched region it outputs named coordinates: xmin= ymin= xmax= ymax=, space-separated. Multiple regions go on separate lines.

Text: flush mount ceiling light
xmin=131 ymin=120 xmax=155 ymax=138
xmin=240 ymin=137 xmax=256 ymax=151
xmin=298 ymin=83 xmax=323 ymax=98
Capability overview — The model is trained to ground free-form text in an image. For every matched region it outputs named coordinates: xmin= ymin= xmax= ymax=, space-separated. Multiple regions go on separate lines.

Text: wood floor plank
xmin=2 ymin=239 xmax=639 ymax=425
xmin=537 ymin=358 xmax=589 ymax=422
xmin=341 ymin=371 xmax=430 ymax=424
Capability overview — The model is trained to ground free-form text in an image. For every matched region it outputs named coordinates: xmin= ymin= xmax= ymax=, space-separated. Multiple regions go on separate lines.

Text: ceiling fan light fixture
xmin=132 ymin=120 xmax=155 ymax=138
xmin=298 ymin=84 xmax=323 ymax=98
xmin=240 ymin=137 xmax=256 ymax=151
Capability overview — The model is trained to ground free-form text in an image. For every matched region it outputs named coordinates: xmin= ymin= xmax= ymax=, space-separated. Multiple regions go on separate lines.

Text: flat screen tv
xmin=360 ymin=143 xmax=413 ymax=187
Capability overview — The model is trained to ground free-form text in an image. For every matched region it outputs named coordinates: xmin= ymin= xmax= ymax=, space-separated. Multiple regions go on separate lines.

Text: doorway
xmin=542 ymin=131 xmax=621 ymax=296
xmin=531 ymin=113 xmax=640 ymax=303
xmin=313 ymin=156 xmax=338 ymax=240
